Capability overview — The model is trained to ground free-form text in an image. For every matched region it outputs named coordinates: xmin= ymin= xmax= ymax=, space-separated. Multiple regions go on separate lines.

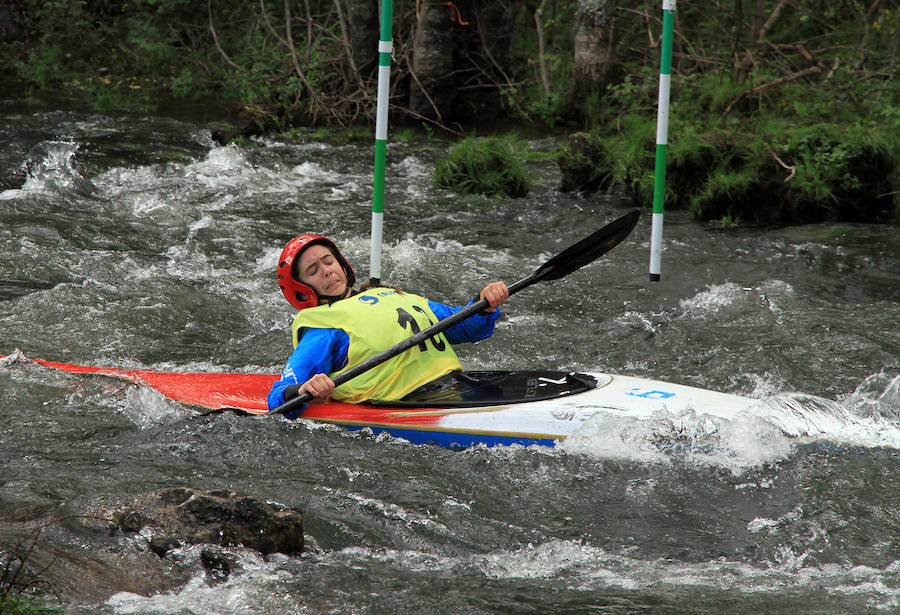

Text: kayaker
xmin=267 ymin=234 xmax=509 ymax=417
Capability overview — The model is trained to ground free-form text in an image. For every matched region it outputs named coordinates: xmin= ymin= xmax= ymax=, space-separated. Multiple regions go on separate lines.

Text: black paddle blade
xmin=532 ymin=209 xmax=640 ymax=282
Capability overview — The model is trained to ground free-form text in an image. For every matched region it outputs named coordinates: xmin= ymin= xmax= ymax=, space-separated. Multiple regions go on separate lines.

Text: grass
xmin=433 ymin=135 xmax=532 ymax=199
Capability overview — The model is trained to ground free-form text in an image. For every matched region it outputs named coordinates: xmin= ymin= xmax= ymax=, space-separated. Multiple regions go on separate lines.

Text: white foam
xmin=323 ymin=537 xmax=900 ymax=604
xmin=678 ymin=280 xmax=793 ymax=321
xmin=290 ymin=160 xmax=342 ymax=184
xmin=757 ymin=391 xmax=900 ymax=449
xmin=678 ymin=282 xmax=745 ymax=317
xmin=102 ymin=533 xmax=900 ymax=614
xmin=474 ymin=538 xmax=900 ymax=603
xmin=386 ymin=235 xmax=511 ymax=282
xmin=558 ymin=405 xmax=795 ymax=473
xmin=555 ymin=376 xmax=900 ymax=471
xmin=842 ymin=371 xmax=900 ymax=419
xmin=747 ymin=505 xmax=804 ymax=534
xmin=121 ymin=385 xmax=189 ymax=428
xmin=106 ymin=546 xmax=291 ymax=614
xmin=1 ymin=140 xmax=94 ymax=199
xmin=393 ymin=155 xmax=430 ymax=178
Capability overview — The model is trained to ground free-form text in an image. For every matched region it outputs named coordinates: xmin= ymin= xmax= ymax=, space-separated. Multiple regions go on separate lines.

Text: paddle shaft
xmin=269 ymin=210 xmax=640 ymax=416
xmin=269 ymin=273 xmax=537 ymax=415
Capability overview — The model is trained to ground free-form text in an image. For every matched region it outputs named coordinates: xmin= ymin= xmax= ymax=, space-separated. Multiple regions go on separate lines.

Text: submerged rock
xmin=111 ymin=486 xmax=304 ymax=556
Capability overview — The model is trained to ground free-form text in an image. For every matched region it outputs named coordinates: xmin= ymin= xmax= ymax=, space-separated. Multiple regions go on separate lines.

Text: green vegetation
xmin=559 ymin=2 xmax=899 ymax=225
xmin=0 ymin=593 xmax=58 ymax=615
xmin=566 ymin=69 xmax=899 ymax=224
xmin=434 ymin=136 xmax=531 ymax=199
xmin=564 ymin=112 xmax=899 ymax=225
xmin=1 ymin=1 xmax=897 ymax=224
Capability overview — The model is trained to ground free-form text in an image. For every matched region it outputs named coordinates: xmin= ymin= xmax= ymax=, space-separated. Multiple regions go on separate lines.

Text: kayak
xmin=299 ymin=370 xmax=764 ymax=448
xmin=8 ymin=355 xmax=765 ymax=448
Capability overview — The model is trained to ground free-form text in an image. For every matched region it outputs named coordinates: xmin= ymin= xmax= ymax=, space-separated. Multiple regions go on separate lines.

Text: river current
xmin=1 ymin=103 xmax=899 ymax=614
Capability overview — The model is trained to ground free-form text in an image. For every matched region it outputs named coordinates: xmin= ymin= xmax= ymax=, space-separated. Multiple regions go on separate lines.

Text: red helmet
xmin=277 ymin=234 xmax=356 ymax=310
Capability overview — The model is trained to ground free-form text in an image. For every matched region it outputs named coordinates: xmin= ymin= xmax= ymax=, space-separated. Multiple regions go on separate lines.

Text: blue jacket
xmin=267 ymin=298 xmax=501 ymax=417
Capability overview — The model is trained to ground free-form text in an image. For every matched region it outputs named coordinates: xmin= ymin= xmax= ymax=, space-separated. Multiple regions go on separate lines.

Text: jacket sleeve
xmin=267 ymin=327 xmax=350 ymax=417
xmin=427 ymin=299 xmax=501 ymax=344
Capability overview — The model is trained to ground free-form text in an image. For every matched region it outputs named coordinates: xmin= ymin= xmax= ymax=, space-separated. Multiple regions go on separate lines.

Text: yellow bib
xmin=292 ymin=289 xmax=462 ymax=403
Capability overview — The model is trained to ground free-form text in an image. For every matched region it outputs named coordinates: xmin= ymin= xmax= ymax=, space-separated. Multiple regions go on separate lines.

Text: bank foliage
xmin=1 ymin=522 xmax=60 ymax=614
xmin=1 ymin=0 xmax=897 ymax=224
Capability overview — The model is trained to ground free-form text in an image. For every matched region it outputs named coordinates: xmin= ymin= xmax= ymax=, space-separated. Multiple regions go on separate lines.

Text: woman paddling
xmin=267 ymin=234 xmax=509 ymax=417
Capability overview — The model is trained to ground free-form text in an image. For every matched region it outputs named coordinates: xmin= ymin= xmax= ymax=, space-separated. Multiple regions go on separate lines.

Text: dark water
xmin=1 ymin=102 xmax=899 ymax=614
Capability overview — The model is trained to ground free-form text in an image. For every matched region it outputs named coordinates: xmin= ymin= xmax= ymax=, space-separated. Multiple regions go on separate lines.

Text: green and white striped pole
xmin=649 ymin=0 xmax=675 ymax=282
xmin=369 ymin=0 xmax=394 ymax=285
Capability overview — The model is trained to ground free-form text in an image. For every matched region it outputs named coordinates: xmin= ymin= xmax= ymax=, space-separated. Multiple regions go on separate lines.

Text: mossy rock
xmin=556 ymin=132 xmax=616 ymax=193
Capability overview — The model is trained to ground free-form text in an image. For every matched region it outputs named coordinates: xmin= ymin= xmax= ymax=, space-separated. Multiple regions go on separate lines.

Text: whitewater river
xmin=1 ymin=102 xmax=899 ymax=614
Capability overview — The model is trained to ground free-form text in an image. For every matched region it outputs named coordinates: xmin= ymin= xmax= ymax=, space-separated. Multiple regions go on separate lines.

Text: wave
xmin=559 ymin=371 xmax=900 ymax=471
xmin=104 ymin=538 xmax=900 ymax=614
xmin=0 ymin=140 xmax=97 ymax=200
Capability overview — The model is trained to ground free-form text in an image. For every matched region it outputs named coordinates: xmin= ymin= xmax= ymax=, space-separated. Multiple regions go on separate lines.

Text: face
xmin=297 ymin=243 xmax=349 ymax=300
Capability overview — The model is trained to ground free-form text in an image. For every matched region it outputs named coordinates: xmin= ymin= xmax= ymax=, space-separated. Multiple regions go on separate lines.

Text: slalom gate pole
xmin=649 ymin=0 xmax=675 ymax=282
xmin=370 ymin=0 xmax=394 ymax=285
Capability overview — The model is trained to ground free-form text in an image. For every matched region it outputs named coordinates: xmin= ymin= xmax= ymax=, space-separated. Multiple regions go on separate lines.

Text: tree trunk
xmin=571 ymin=0 xmax=617 ymax=113
xmin=409 ymin=1 xmax=456 ymax=121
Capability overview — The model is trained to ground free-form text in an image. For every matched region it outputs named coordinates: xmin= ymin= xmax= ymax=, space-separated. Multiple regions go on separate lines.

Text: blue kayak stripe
xmin=338 ymin=424 xmax=559 ymax=450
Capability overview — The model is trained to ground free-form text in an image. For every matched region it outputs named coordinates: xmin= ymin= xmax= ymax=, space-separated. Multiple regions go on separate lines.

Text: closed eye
xmin=304 ymin=256 xmax=334 ymax=277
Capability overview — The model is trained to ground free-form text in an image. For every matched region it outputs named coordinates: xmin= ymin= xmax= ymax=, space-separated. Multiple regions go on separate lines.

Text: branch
xmin=769 ymin=42 xmax=828 ymax=71
xmin=534 ymin=0 xmax=551 ymax=100
xmin=396 ymin=102 xmax=464 ymax=136
xmin=208 ymin=0 xmax=247 ymax=73
xmin=282 ymin=0 xmax=302 ymax=75
xmin=767 ymin=148 xmax=795 ymax=182
xmin=758 ymin=0 xmax=788 ymax=42
xmin=303 ymin=0 xmax=313 ymax=57
xmin=257 ymin=0 xmax=332 ymax=124
xmin=332 ymin=0 xmax=366 ymax=91
xmin=724 ymin=65 xmax=823 ymax=113
xmin=405 ymin=48 xmax=445 ymax=124
xmin=474 ymin=10 xmax=514 ymax=89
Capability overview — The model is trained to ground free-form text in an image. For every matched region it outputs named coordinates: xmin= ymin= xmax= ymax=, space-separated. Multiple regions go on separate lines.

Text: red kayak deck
xmin=24 ymin=357 xmax=277 ymax=413
xmin=9 ymin=356 xmax=563 ymax=446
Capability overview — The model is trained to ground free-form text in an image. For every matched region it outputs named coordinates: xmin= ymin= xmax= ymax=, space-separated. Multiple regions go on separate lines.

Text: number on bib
xmin=396 ymin=307 xmax=447 ymax=352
